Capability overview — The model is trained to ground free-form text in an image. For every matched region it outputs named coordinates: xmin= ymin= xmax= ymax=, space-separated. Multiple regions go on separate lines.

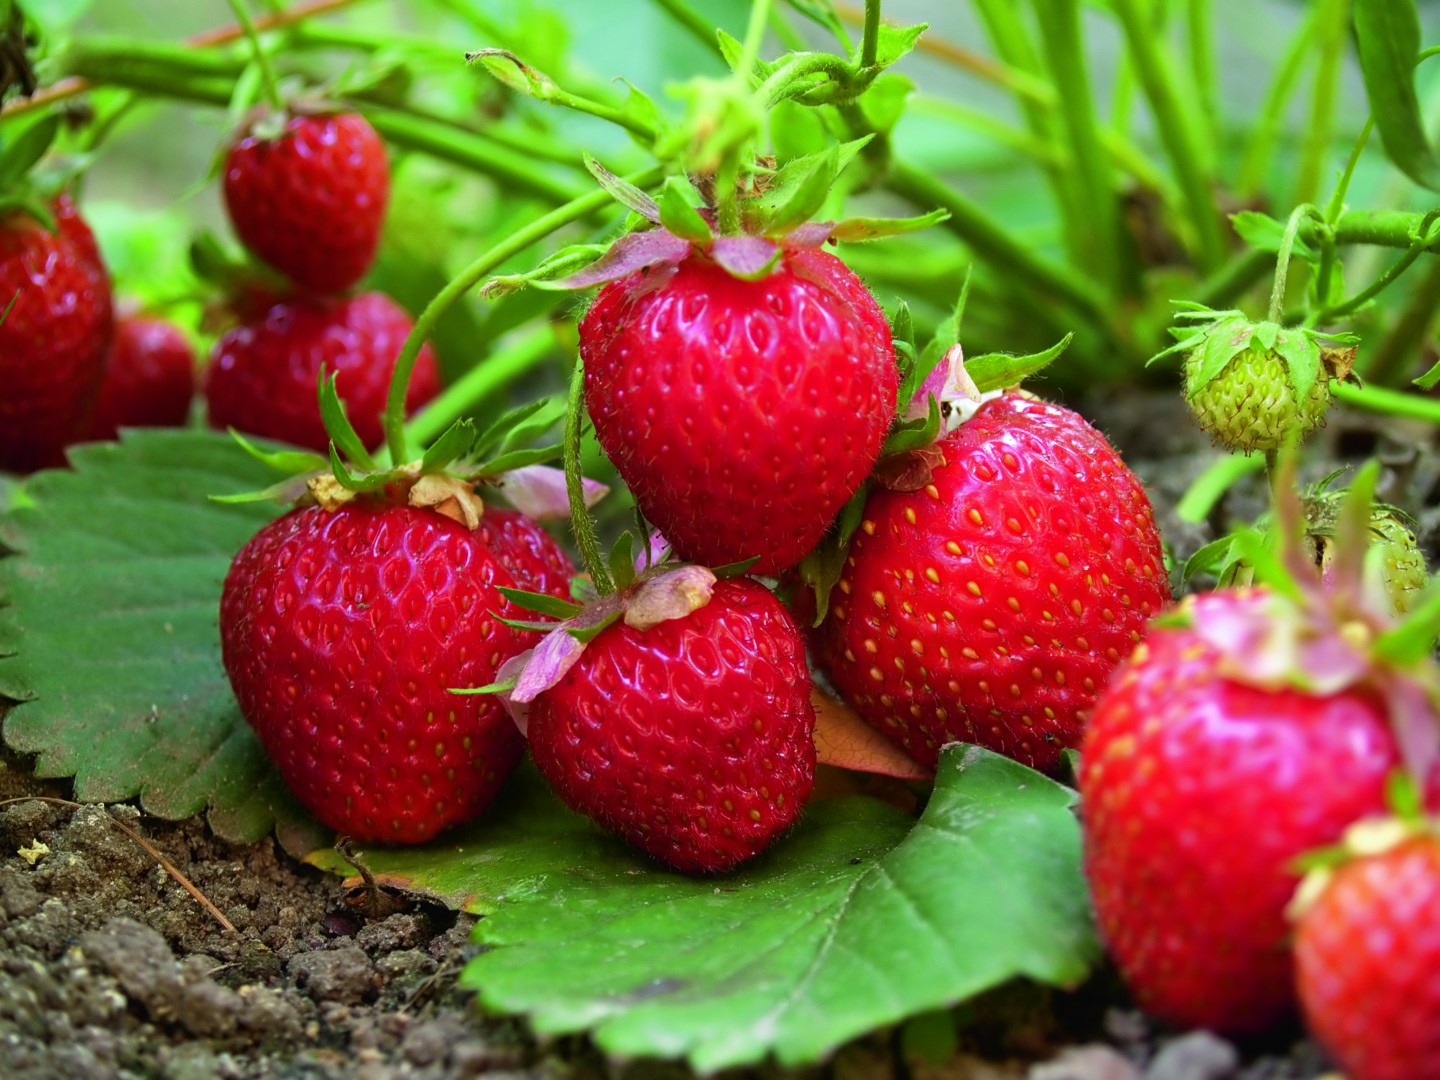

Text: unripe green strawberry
xmin=1162 ymin=311 xmax=1356 ymax=453
xmin=1303 ymin=494 xmax=1429 ymax=618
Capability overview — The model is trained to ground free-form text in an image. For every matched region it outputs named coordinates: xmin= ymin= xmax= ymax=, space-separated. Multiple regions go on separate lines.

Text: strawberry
xmin=222 ymin=110 xmax=389 ymax=294
xmin=1080 ymin=576 xmax=1440 ymax=1035
xmin=83 ymin=315 xmax=197 ymax=441
xmin=579 ymin=246 xmax=897 ymax=575
xmin=1292 ymin=816 xmax=1440 ymax=1080
xmin=477 ymin=508 xmax=575 ymax=602
xmin=1157 ymin=309 xmax=1356 ymax=453
xmin=1308 ymin=496 xmax=1428 ymax=618
xmin=807 ymin=392 xmax=1169 ymax=774
xmin=220 ymin=496 xmax=546 ymax=843
xmin=0 ymin=195 xmax=113 ymax=473
xmin=509 ymin=571 xmax=816 ymax=874
xmin=204 ymin=290 xmax=441 ymax=453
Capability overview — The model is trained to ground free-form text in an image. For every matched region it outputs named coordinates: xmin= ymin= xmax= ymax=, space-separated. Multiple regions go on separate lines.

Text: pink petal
xmin=498 ymin=465 xmax=608 ymax=520
xmin=710 ymin=235 xmax=781 ymax=279
xmin=624 ymin=566 xmax=716 ymax=630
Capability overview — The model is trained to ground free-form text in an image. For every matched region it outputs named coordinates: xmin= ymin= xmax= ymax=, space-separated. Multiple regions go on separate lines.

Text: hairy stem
xmin=381 ymin=167 xmax=665 ymax=463
xmin=564 ymin=360 xmax=614 ymax=595
xmin=225 ymin=0 xmax=284 ymax=112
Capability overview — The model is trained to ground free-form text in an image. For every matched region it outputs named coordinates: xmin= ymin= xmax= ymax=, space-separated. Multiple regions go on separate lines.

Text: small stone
xmin=1032 ymin=1045 xmax=1142 ymax=1080
xmin=288 ymin=944 xmax=378 ymax=1005
xmin=1145 ymin=1031 xmax=1239 ymax=1080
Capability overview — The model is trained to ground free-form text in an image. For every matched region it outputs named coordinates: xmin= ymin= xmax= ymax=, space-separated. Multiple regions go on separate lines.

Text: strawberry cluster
xmin=202 ymin=107 xmax=441 ymax=453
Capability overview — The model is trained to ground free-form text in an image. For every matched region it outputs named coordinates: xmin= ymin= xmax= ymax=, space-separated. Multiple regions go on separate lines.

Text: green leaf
xmin=1353 ymin=0 xmax=1440 ymax=191
xmin=1231 ymin=210 xmax=1317 ymax=259
xmin=318 ymin=747 xmax=1095 ymax=1072
xmin=0 ymin=113 xmax=59 ymax=189
xmin=781 ymin=0 xmax=849 ymax=42
xmin=0 ymin=430 xmax=326 ymax=855
xmin=1414 ymin=356 xmax=1440 ymax=390
xmin=657 ymin=177 xmax=712 ymax=244
xmin=871 ymin=22 xmax=928 ymax=69
xmin=967 ymin=333 xmax=1074 ymax=392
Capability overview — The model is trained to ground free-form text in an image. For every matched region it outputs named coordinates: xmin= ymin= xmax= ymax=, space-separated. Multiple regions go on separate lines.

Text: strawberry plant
xmin=4 ymin=0 xmax=1440 ymax=1075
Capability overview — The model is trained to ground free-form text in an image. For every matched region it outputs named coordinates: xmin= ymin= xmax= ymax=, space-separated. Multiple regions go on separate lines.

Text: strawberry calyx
xmin=481 ymin=153 xmax=948 ymax=297
xmin=217 ymin=387 xmax=607 ymax=531
xmin=1151 ymin=302 xmax=1359 ymax=392
xmin=1287 ymin=799 xmax=1439 ymax=923
xmin=465 ymin=554 xmax=726 ymax=734
xmin=1167 ymin=459 xmax=1440 ymax=783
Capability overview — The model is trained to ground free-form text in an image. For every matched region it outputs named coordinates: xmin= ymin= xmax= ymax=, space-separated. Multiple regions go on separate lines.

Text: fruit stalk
xmin=563 ymin=359 xmax=613 ymax=596
xmin=224 ymin=0 xmax=284 ymax=111
xmin=378 ymin=165 xmax=665 ymax=464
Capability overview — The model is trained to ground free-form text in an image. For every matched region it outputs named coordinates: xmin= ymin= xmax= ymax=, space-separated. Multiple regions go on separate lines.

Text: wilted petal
xmin=553 ymin=230 xmax=692 ymax=289
xmin=498 ymin=465 xmax=608 ymax=521
xmin=624 ymin=566 xmax=717 ymax=630
xmin=711 ymin=235 xmax=781 ymax=280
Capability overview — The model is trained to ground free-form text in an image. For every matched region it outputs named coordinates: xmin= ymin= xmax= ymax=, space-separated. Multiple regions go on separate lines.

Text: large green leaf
xmin=1353 ymin=0 xmax=1440 ymax=192
xmin=0 ymin=430 xmax=326 ymax=855
xmin=320 ymin=746 xmax=1098 ymax=1071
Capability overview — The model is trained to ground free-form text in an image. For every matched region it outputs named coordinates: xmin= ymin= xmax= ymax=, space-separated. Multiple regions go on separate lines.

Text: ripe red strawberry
xmin=579 ymin=247 xmax=897 ymax=575
xmin=83 ymin=315 xmax=197 ymax=440
xmin=220 ymin=497 xmax=537 ymax=843
xmin=0 ymin=196 xmax=113 ymax=473
xmin=222 ymin=110 xmax=389 ymax=294
xmin=1080 ymin=587 xmax=1416 ymax=1035
xmin=478 ymin=508 xmax=574 ymax=601
xmin=522 ymin=575 xmax=817 ymax=873
xmin=1292 ymin=818 xmax=1440 ymax=1080
xmin=808 ymin=393 xmax=1169 ymax=774
xmin=204 ymin=290 xmax=441 ymax=453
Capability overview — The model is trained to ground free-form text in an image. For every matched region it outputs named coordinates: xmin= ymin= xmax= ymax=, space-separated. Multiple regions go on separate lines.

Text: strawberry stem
xmin=860 ymin=0 xmax=881 ymax=69
xmin=225 ymin=0 xmax=285 ymax=113
xmin=1268 ymin=202 xmax=1322 ymax=323
xmin=564 ymin=360 xmax=614 ymax=596
xmin=380 ymin=166 xmax=665 ymax=465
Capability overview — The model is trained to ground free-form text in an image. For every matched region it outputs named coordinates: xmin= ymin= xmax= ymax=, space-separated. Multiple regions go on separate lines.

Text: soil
xmin=2 ymin=388 xmax=1434 ymax=1080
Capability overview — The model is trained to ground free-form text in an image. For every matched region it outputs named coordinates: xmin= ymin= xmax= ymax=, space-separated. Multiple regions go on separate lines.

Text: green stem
xmin=225 ymin=0 xmax=284 ymax=111
xmin=1313 ymin=210 xmax=1440 ymax=324
xmin=1109 ymin=0 xmax=1223 ymax=267
xmin=1268 ymin=203 xmax=1321 ymax=322
xmin=403 ymin=328 xmax=555 ymax=447
xmin=860 ymin=0 xmax=881 ymax=69
xmin=1292 ymin=0 xmax=1348 ymax=206
xmin=1364 ymin=256 xmax=1440 ymax=385
xmin=736 ymin=0 xmax=775 ymax=81
xmin=564 ymin=360 xmax=614 ymax=595
xmin=1186 ymin=0 xmax=1218 ymax=145
xmin=1034 ymin=0 xmax=1131 ymax=295
xmin=381 ymin=166 xmax=666 ymax=464
xmin=1237 ymin=7 xmax=1316 ymax=195
xmin=1333 ymin=381 xmax=1440 ymax=426
xmin=1324 ymin=118 xmax=1373 ymax=224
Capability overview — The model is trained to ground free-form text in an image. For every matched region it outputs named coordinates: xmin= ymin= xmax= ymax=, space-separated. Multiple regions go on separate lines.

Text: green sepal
xmin=795 ymin=485 xmax=870 ymax=625
xmin=1374 ymin=581 xmax=1440 ymax=664
xmin=1182 ymin=314 xmax=1257 ymax=394
xmin=781 ymin=0 xmax=849 ymax=41
xmin=829 ymin=209 xmax=949 ymax=243
xmin=471 ymin=49 xmax=559 ymax=101
xmin=481 ymin=244 xmax=609 ymax=298
xmin=717 ymin=28 xmax=777 ymax=83
xmin=318 ymin=370 xmax=377 ymax=472
xmin=567 ymin=609 xmax=621 ymax=644
xmin=496 ymin=615 xmax=569 ymax=633
xmin=619 ymin=80 xmax=666 ymax=145
xmin=1414 ymin=356 xmax=1440 ymax=390
xmin=496 ymin=586 xmax=583 ymax=620
xmin=607 ymin=532 xmax=637 ymax=591
xmin=420 ymin=420 xmax=479 ymax=474
xmin=711 ymin=555 xmax=762 ymax=578
xmin=967 ymin=333 xmax=1074 ymax=392
xmin=328 ymin=448 xmax=393 ymax=494
xmin=1228 ymin=525 xmax=1306 ymax=604
xmin=1275 ymin=329 xmax=1322 ymax=405
xmin=0 ymin=113 xmax=59 ymax=190
xmin=750 ymin=140 xmax=873 ymax=237
xmin=882 ymin=396 xmax=941 ymax=456
xmin=856 ymin=73 xmax=913 ymax=136
xmin=891 ymin=303 xmax=920 ymax=407
xmin=583 ymin=153 xmax=660 ymax=222
xmin=448 ymin=677 xmax=519 ymax=697
xmin=209 ymin=429 xmax=326 ymax=504
xmin=478 ymin=445 xmax=563 ymax=476
xmin=657 ymin=177 xmax=712 ymax=244
xmin=1181 ymin=536 xmax=1239 ymax=585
